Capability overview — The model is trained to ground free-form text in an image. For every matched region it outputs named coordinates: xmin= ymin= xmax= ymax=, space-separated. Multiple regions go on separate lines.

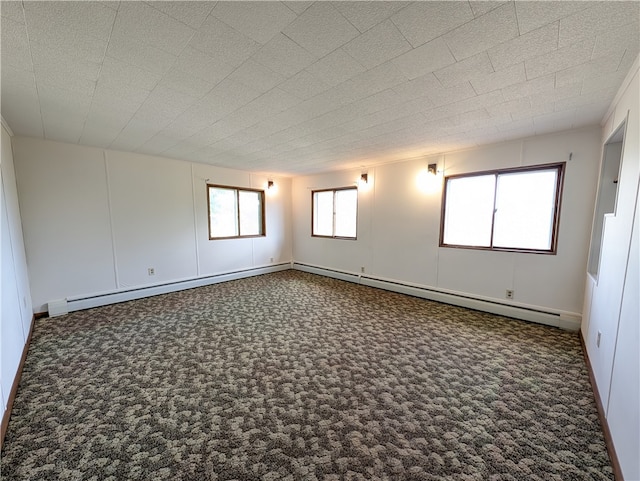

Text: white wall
xmin=582 ymin=61 xmax=639 ymax=480
xmin=12 ymin=138 xmax=292 ymax=312
xmin=293 ymin=127 xmax=601 ymax=316
xmin=1 ymin=122 xmax=32 ymax=422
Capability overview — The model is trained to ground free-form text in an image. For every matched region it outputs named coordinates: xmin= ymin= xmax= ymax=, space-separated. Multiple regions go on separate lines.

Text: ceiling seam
xmin=78 ymin=4 xmax=119 ymax=145
xmin=19 ymin=0 xmax=45 ymax=139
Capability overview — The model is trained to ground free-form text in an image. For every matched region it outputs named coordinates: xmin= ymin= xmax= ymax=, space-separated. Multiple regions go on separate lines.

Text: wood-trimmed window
xmin=312 ymin=187 xmax=357 ymax=239
xmin=440 ymin=162 xmax=565 ymax=254
xmin=207 ymin=184 xmax=265 ymax=239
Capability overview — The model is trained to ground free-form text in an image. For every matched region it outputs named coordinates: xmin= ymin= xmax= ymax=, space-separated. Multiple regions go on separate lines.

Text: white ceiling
xmin=1 ymin=1 xmax=638 ymax=175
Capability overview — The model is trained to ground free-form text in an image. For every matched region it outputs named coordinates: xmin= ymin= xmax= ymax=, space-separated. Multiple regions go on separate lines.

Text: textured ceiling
xmin=1 ymin=1 xmax=638 ymax=175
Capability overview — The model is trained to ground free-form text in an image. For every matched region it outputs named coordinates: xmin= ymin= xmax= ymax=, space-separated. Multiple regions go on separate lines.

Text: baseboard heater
xmin=292 ymin=262 xmax=581 ymax=331
xmin=49 ymin=263 xmax=292 ymax=316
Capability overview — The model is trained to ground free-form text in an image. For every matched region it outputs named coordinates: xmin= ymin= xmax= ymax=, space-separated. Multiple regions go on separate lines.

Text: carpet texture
xmin=1 ymin=270 xmax=612 ymax=480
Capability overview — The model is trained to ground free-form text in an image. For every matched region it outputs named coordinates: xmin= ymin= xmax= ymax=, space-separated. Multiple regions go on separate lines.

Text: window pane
xmin=334 ymin=189 xmax=357 ymax=238
xmin=239 ymin=190 xmax=262 ymax=236
xmin=209 ymin=187 xmax=238 ymax=237
xmin=493 ymin=169 xmax=558 ymax=250
xmin=443 ymin=175 xmax=495 ymax=247
xmin=313 ymin=191 xmax=333 ymax=236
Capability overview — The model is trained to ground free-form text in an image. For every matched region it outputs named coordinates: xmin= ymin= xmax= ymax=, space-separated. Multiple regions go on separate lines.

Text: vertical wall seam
xmin=103 ymin=151 xmax=120 ymax=289
xmin=190 ymin=163 xmax=200 ymax=277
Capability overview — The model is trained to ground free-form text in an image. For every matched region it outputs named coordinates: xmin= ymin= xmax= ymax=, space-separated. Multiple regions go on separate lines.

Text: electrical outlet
xmin=596 ymin=331 xmax=602 ymax=347
xmin=361 ymin=266 xmax=365 ymax=273
xmin=506 ymin=289 xmax=514 ymax=299
xmin=148 ymin=268 xmax=155 ymax=276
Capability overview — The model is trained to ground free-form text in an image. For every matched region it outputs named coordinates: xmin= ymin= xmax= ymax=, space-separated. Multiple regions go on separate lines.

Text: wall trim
xmin=50 ymin=263 xmax=292 ymax=315
xmin=292 ymin=262 xmax=581 ymax=330
xmin=1 ymin=315 xmax=34 ymax=450
xmin=580 ymin=333 xmax=623 ymax=481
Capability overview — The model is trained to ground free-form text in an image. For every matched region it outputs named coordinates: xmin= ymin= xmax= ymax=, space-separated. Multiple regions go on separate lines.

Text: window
xmin=207 ymin=184 xmax=265 ymax=239
xmin=312 ymin=187 xmax=357 ymax=239
xmin=440 ymin=163 xmax=565 ymax=253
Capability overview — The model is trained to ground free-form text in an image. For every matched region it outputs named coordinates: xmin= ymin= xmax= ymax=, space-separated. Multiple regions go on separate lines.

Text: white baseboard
xmin=292 ymin=262 xmax=581 ymax=331
xmin=51 ymin=263 xmax=292 ymax=315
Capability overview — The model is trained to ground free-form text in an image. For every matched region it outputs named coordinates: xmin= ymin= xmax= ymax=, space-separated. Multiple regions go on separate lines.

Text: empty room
xmin=1 ymin=1 xmax=639 ymax=480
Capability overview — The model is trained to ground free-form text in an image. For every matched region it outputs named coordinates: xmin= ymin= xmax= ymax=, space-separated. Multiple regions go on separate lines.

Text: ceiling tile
xmin=582 ymin=70 xmax=630 ymax=95
xmin=555 ymin=55 xmax=625 ymax=89
xmin=110 ymin=120 xmax=160 ymax=151
xmin=279 ymin=70 xmax=331 ymax=100
xmin=559 ymin=1 xmax=640 ymax=48
xmin=136 ymin=132 xmax=182 ymax=155
xmin=392 ymin=37 xmax=456 ymax=80
xmin=31 ymin=41 xmax=101 ymax=84
xmin=434 ymin=52 xmax=494 ymax=87
xmin=485 ymin=98 xmax=531 ymax=118
xmin=1 ymin=66 xmax=43 ymax=137
xmin=525 ymin=38 xmax=595 ymax=80
xmin=135 ymin=86 xmax=199 ymax=123
xmin=391 ymin=1 xmax=474 ymax=48
xmin=514 ymin=1 xmax=590 ymax=35
xmin=343 ymin=20 xmax=411 ymax=69
xmin=98 ymin=56 xmax=161 ymax=91
xmin=159 ymin=68 xmax=217 ymax=99
xmin=427 ymin=82 xmax=477 ymax=108
xmin=1 ymin=16 xmax=33 ymax=72
xmin=145 ymin=1 xmax=216 ymax=29
xmin=509 ymin=100 xmax=555 ymax=122
xmin=0 ymin=1 xmax=25 ymax=24
xmin=170 ymin=47 xmax=235 ymax=86
xmin=471 ymin=63 xmax=526 ymax=95
xmin=501 ymin=74 xmax=556 ymax=101
xmin=225 ymin=59 xmax=286 ymax=94
xmin=188 ymin=15 xmax=260 ymax=68
xmin=332 ymin=1 xmax=410 ymax=33
xmin=283 ymin=2 xmax=314 ymax=15
xmin=211 ymin=1 xmax=297 ymax=44
xmin=252 ymin=33 xmax=317 ymax=78
xmin=306 ymin=48 xmax=365 ymax=86
xmin=444 ymin=3 xmax=519 ymax=61
xmin=79 ymin=119 xmax=123 ymax=149
xmin=283 ymin=2 xmax=360 ymax=57
xmin=199 ymin=78 xmax=262 ymax=122
xmin=41 ymin=111 xmax=87 ymax=144
xmin=39 ymin=83 xmax=93 ymax=143
xmin=1 ymin=0 xmax=637 ymax=175
xmin=112 ymin=2 xmax=195 ymax=56
xmin=339 ymin=62 xmax=409 ymax=102
xmin=554 ymin=86 xmax=617 ymax=112
xmin=91 ymin=83 xmax=150 ymax=113
xmin=107 ymin=31 xmax=177 ymax=75
xmin=469 ymin=1 xmax=508 ymax=18
xmin=573 ymin=101 xmax=611 ymax=127
xmin=591 ymin=19 xmax=640 ymax=60
xmin=529 ymin=82 xmax=582 ymax=107
xmin=533 ymin=109 xmax=576 ymax=134
xmin=488 ymin=22 xmax=558 ymax=71
xmin=23 ymin=1 xmax=117 ymax=41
